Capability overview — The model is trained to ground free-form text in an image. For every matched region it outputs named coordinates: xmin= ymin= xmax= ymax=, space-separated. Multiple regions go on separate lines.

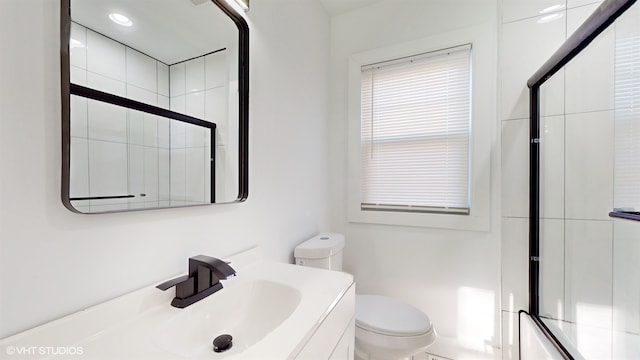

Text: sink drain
xmin=213 ymin=334 xmax=233 ymax=353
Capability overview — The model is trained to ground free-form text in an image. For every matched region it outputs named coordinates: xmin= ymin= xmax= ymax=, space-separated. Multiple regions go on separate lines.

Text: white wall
xmin=0 ymin=0 xmax=330 ymax=339
xmin=328 ymin=0 xmax=501 ymax=356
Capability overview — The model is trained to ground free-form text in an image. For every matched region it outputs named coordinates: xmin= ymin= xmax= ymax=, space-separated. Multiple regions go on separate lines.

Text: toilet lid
xmin=355 ymin=295 xmax=432 ymax=337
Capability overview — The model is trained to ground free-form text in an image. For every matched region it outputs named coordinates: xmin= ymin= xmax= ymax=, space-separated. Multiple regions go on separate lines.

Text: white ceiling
xmin=319 ymin=0 xmax=386 ymax=15
xmin=70 ymin=0 xmax=385 ymax=64
xmin=70 ymin=0 xmax=237 ymax=64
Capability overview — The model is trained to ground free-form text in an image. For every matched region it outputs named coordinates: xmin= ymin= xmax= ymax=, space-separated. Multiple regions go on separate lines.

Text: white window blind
xmin=360 ymin=44 xmax=471 ymax=214
xmin=614 ymin=34 xmax=640 ymax=210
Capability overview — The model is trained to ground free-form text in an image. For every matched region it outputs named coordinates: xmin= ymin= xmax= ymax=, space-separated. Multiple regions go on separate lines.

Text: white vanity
xmin=0 ymin=249 xmax=355 ymax=359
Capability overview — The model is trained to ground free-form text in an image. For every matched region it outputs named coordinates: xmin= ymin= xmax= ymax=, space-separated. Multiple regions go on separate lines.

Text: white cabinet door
xmin=295 ymin=285 xmax=355 ymax=359
xmin=329 ymin=318 xmax=355 ymax=360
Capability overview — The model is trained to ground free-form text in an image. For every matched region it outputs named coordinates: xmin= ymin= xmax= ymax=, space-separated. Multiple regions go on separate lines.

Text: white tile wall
xmin=159 ymin=148 xmax=171 ymax=201
xmin=501 ymin=119 xmax=529 ymax=218
xmin=128 ymin=144 xmax=145 ymax=205
xmin=158 ymin=63 xmax=170 ymax=97
xmin=501 ymin=0 xmax=565 ymax=24
xmin=502 ymin=310 xmax=520 ymax=360
xmin=125 ymin=48 xmax=157 ymax=92
xmin=186 ymin=92 xmax=205 ymax=119
xmin=69 ymin=137 xmax=89 ymax=198
xmin=501 ymin=11 xmax=565 ymax=120
xmin=170 ymin=95 xmax=186 ymax=114
xmin=501 ymin=217 xmax=529 ymax=312
xmin=186 ymin=57 xmax=205 ymax=93
xmin=205 ymin=51 xmax=228 ymax=89
xmin=567 ymin=0 xmax=604 ymax=9
xmin=86 ymin=30 xmax=126 ymax=82
xmin=127 ymin=110 xmax=144 ymax=146
xmin=564 ymin=111 xmax=614 ymax=220
xmin=539 ymin=219 xmax=565 ymax=320
xmin=70 ymin=96 xmax=87 ymax=138
xmin=539 ymin=116 xmax=565 ymax=219
xmin=126 ymin=85 xmax=157 ymax=106
xmin=87 ymin=100 xmax=127 ymax=143
xmin=185 ymin=148 xmax=206 ymax=202
xmin=143 ymin=114 xmax=159 ymax=147
xmin=169 ymin=51 xmax=229 ymax=204
xmin=87 ymin=72 xmax=126 ymax=97
xmin=170 ymin=62 xmax=186 ymax=96
xmin=69 ymin=22 xmax=86 ymax=69
xmin=612 ymin=220 xmax=640 ymax=335
xmin=158 ymin=95 xmax=170 ymax=110
xmin=206 ymin=87 xmax=229 ymax=145
xmin=170 ymin=118 xmax=186 ymax=149
xmin=143 ymin=147 xmax=159 ymax=203
xmin=565 ymin=4 xmax=615 ymax=114
xmin=186 ymin=122 xmax=206 ymax=148
xmin=70 ymin=66 xmax=87 ymax=86
xmin=69 ymin=23 xmax=171 ymax=212
xmin=170 ymin=148 xmax=186 ymax=202
xmin=564 ymin=220 xmax=613 ymax=327
xmin=613 ymin=331 xmax=640 ymax=360
xmin=88 ymin=140 xmax=128 ymax=198
xmin=158 ymin=118 xmax=170 ymax=149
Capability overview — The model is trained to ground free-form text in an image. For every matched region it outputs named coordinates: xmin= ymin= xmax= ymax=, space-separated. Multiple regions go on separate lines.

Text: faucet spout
xmin=189 ymin=255 xmax=236 ymax=280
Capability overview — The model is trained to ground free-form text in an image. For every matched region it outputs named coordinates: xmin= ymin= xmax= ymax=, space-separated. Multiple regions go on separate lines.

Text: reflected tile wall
xmin=69 ymin=22 xmax=170 ymax=211
xmin=169 ymin=50 xmax=227 ymax=204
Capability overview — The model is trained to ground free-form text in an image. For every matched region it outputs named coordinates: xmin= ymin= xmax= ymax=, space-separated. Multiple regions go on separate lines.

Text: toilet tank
xmin=294 ymin=233 xmax=345 ymax=271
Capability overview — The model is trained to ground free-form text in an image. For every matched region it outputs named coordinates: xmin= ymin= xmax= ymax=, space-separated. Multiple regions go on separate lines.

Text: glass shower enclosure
xmin=529 ymin=0 xmax=640 ymax=358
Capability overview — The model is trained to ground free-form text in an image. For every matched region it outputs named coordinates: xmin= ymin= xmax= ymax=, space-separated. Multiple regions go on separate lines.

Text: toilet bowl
xmin=294 ymin=233 xmax=437 ymax=360
xmin=355 ymin=295 xmax=436 ymax=360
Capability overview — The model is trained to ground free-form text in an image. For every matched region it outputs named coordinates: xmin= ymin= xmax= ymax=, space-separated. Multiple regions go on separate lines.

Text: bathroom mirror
xmin=60 ymin=0 xmax=248 ymax=213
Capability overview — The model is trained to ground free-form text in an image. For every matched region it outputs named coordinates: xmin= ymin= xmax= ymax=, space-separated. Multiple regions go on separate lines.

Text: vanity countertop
xmin=0 ymin=248 xmax=354 ymax=359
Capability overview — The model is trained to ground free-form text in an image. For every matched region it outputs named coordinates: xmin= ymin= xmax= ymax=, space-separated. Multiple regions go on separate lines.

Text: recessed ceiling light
xmin=109 ymin=13 xmax=133 ymax=27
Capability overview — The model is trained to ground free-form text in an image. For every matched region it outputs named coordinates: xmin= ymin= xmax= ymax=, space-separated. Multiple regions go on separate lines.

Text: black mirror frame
xmin=60 ymin=0 xmax=249 ymax=213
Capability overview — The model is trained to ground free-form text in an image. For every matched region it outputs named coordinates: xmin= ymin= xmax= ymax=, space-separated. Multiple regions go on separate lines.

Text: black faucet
xmin=156 ymin=255 xmax=236 ymax=308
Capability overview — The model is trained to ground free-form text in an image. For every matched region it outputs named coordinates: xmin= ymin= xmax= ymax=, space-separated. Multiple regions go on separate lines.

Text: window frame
xmin=347 ymin=24 xmax=495 ymax=231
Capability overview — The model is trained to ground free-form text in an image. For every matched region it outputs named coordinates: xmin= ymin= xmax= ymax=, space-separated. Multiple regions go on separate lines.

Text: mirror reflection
xmin=63 ymin=0 xmax=242 ymax=213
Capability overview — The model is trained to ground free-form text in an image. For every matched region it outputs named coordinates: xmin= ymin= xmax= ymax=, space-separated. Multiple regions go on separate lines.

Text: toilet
xmin=294 ymin=233 xmax=437 ymax=360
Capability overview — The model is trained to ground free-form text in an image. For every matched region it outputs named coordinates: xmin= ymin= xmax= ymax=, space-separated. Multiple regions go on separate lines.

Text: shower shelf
xmin=609 ymin=211 xmax=640 ymax=222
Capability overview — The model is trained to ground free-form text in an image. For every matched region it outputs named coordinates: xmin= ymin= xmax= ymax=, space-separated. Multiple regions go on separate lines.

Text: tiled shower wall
xmin=69 ymin=22 xmax=171 ymax=212
xmin=69 ymin=22 xmax=231 ymax=210
xmin=500 ymin=0 xmax=640 ymax=359
xmin=168 ymin=50 xmax=234 ymax=204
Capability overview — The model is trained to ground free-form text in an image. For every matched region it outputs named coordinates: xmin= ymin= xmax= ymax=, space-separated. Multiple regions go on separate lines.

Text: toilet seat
xmin=355 ymin=295 xmax=433 ymax=337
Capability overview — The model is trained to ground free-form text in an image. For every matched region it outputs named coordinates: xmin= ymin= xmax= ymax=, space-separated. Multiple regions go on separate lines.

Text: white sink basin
xmin=153 ymin=279 xmax=301 ymax=358
xmin=0 ymin=251 xmax=354 ymax=359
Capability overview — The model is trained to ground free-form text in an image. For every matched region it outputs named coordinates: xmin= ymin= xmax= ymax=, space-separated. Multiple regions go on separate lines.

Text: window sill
xmin=348 ymin=207 xmax=490 ymax=232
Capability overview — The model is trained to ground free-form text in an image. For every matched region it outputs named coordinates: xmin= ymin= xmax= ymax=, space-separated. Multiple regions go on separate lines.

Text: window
xmin=347 ymin=26 xmax=493 ymax=231
xmin=359 ymin=45 xmax=471 ymax=215
xmin=614 ymin=33 xmax=640 ymax=213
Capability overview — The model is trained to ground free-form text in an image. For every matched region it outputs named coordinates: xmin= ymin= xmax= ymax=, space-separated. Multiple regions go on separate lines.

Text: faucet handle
xmin=156 ymin=275 xmax=190 ymax=291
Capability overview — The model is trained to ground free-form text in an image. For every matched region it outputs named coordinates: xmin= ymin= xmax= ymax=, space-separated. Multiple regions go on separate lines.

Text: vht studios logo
xmin=5 ymin=346 xmax=84 ymax=356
